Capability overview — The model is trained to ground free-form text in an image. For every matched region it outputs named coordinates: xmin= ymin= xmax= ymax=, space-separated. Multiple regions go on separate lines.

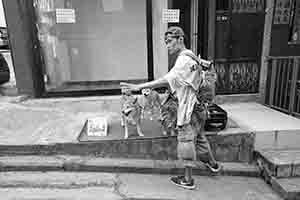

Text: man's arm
xmin=120 ymin=77 xmax=169 ymax=92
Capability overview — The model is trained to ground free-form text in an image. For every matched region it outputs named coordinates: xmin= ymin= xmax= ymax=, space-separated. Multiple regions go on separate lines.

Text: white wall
xmin=0 ymin=0 xmax=6 ymax=27
xmin=152 ymin=0 xmax=168 ymax=79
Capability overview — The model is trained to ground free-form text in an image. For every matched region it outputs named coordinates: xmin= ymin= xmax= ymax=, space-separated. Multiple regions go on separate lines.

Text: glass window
xmin=33 ymin=0 xmax=148 ymax=91
xmin=289 ymin=0 xmax=300 ymax=43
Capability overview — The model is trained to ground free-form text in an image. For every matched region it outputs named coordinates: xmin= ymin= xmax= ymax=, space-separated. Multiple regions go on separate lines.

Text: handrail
xmin=266 ymin=56 xmax=300 ymax=60
xmin=214 ymin=57 xmax=258 ymax=62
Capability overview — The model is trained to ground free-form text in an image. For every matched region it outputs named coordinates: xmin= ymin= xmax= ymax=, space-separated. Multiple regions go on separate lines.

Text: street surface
xmin=0 ymin=172 xmax=283 ymax=200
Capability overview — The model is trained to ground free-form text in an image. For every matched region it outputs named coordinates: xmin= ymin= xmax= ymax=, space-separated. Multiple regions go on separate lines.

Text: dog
xmin=121 ymin=88 xmax=144 ymax=139
xmin=159 ymin=90 xmax=178 ymax=136
xmin=139 ymin=88 xmax=161 ymax=120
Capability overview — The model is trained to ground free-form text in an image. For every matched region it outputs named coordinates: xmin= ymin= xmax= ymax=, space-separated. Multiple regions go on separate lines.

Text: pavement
xmin=0 ymin=95 xmax=299 ymax=148
xmin=0 ymin=172 xmax=284 ymax=200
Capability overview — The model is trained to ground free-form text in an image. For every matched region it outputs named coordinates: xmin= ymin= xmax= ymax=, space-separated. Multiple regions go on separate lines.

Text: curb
xmin=0 ymin=156 xmax=260 ymax=177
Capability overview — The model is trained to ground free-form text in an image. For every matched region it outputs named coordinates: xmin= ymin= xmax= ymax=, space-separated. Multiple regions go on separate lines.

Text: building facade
xmin=262 ymin=0 xmax=300 ymax=117
xmin=3 ymin=0 xmax=267 ymax=99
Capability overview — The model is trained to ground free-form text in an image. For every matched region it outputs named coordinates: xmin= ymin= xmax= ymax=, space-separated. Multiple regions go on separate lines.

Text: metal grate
xmin=266 ymin=56 xmax=300 ymax=116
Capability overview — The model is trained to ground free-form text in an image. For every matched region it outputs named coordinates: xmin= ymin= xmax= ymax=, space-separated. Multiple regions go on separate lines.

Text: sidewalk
xmin=0 ymin=96 xmax=299 ymax=148
xmin=0 ymin=96 xmax=300 ymax=168
xmin=0 ymin=171 xmax=283 ymax=200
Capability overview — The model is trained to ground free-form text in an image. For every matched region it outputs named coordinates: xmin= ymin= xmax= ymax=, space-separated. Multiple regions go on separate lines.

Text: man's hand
xmin=120 ymin=82 xmax=141 ymax=92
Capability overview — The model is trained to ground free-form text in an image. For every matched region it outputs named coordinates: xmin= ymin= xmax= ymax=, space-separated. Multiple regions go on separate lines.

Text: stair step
xmin=256 ymin=149 xmax=300 ymax=178
xmin=270 ymin=177 xmax=300 ymax=200
xmin=0 ymin=131 xmax=255 ymax=163
xmin=0 ymin=156 xmax=259 ymax=177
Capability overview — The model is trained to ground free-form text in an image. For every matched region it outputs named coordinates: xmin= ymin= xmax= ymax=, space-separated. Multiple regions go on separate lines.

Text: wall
xmin=0 ymin=0 xmax=6 ymax=27
xmin=152 ymin=0 xmax=168 ymax=79
xmin=269 ymin=0 xmax=300 ymax=56
xmin=2 ymin=0 xmax=42 ymax=96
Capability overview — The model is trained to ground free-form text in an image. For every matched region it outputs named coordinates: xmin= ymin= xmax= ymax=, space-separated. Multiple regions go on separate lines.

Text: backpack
xmin=180 ymin=51 xmax=228 ymax=131
xmin=179 ymin=50 xmax=217 ymax=105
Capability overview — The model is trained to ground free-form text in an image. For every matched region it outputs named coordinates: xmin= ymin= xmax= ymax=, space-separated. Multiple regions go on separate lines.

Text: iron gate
xmin=265 ymin=56 xmax=300 ymax=117
xmin=214 ymin=0 xmax=265 ymax=95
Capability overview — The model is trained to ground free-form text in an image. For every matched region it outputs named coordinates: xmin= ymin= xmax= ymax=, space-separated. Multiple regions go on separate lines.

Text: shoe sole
xmin=170 ymin=178 xmax=196 ymax=190
xmin=205 ymin=163 xmax=222 ymax=173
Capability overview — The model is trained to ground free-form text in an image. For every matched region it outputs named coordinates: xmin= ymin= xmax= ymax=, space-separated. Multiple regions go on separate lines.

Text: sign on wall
xmin=273 ymin=0 xmax=292 ymax=24
xmin=56 ymin=8 xmax=76 ymax=23
xmin=162 ymin=9 xmax=180 ymax=23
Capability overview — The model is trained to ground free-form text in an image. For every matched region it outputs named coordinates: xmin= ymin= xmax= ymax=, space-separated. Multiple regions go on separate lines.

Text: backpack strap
xmin=180 ymin=50 xmax=214 ymax=71
xmin=179 ymin=50 xmax=201 ymax=65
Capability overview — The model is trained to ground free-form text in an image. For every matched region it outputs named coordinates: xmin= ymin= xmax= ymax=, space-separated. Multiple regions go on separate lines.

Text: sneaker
xmin=204 ymin=162 xmax=222 ymax=173
xmin=170 ymin=176 xmax=196 ymax=190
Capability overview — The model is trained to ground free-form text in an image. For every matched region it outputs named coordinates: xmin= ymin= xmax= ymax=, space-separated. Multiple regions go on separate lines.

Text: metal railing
xmin=266 ymin=56 xmax=300 ymax=116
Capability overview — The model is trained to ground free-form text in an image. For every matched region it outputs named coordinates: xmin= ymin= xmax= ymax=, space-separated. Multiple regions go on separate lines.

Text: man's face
xmin=165 ymin=34 xmax=181 ymax=55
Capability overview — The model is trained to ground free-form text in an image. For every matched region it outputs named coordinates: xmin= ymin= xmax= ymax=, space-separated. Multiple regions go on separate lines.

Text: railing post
xmin=289 ymin=58 xmax=299 ymax=114
xmin=269 ymin=59 xmax=277 ymax=106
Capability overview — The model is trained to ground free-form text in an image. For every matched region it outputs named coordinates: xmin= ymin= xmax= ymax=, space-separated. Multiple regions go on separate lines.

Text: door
xmin=213 ymin=0 xmax=265 ymax=94
xmin=167 ymin=0 xmax=192 ymax=70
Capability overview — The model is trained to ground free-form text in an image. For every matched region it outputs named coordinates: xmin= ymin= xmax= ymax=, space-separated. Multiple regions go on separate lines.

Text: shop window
xmin=33 ymin=0 xmax=148 ymax=92
xmin=289 ymin=0 xmax=300 ymax=43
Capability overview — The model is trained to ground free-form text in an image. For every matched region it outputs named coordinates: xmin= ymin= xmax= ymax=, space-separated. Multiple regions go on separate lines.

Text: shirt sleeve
xmin=164 ymin=55 xmax=202 ymax=93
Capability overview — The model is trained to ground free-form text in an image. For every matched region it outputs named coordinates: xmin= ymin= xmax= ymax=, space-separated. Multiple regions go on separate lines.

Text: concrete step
xmin=254 ymin=149 xmax=300 ymax=200
xmin=0 ymin=156 xmax=260 ymax=177
xmin=256 ymin=149 xmax=300 ymax=178
xmin=0 ymin=131 xmax=254 ymax=163
xmin=270 ymin=177 xmax=300 ymax=200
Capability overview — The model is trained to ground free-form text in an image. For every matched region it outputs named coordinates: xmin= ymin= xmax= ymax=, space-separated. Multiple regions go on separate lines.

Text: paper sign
xmin=102 ymin=0 xmax=123 ymax=12
xmin=56 ymin=8 xmax=76 ymax=23
xmin=86 ymin=117 xmax=108 ymax=137
xmin=273 ymin=0 xmax=292 ymax=24
xmin=162 ymin=9 xmax=180 ymax=23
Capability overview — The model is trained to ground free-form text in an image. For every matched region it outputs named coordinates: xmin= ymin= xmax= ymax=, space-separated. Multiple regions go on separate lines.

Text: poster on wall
xmin=162 ymin=9 xmax=180 ymax=23
xmin=273 ymin=0 xmax=292 ymax=24
xmin=56 ymin=8 xmax=76 ymax=23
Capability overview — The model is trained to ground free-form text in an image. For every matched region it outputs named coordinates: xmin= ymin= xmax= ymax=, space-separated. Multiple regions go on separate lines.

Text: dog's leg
xmin=162 ymin=128 xmax=168 ymax=136
xmin=170 ymin=129 xmax=176 ymax=136
xmin=121 ymin=115 xmax=125 ymax=127
xmin=136 ymin=121 xmax=144 ymax=137
xmin=124 ymin=119 xmax=129 ymax=139
xmin=141 ymin=107 xmax=145 ymax=119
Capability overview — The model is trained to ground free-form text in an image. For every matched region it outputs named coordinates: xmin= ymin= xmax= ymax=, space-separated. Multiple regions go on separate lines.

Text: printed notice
xmin=102 ymin=0 xmax=123 ymax=12
xmin=86 ymin=117 xmax=108 ymax=137
xmin=56 ymin=8 xmax=76 ymax=23
xmin=273 ymin=0 xmax=291 ymax=24
xmin=162 ymin=9 xmax=180 ymax=23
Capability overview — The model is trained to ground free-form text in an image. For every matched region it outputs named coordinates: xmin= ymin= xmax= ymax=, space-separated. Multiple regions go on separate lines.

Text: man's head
xmin=164 ymin=26 xmax=186 ymax=55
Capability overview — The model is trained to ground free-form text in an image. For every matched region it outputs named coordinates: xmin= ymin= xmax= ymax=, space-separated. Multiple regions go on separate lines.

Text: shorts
xmin=177 ymin=103 xmax=211 ymax=167
xmin=177 ymin=124 xmax=197 ymax=162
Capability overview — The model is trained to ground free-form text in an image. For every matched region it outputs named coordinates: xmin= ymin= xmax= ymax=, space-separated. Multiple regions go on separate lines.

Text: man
xmin=120 ymin=26 xmax=220 ymax=190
